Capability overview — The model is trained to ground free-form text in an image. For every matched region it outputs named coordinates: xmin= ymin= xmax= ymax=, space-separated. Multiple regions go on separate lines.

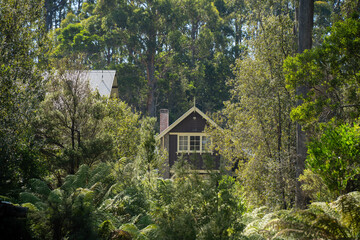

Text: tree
xmin=209 ymin=0 xmax=298 ymax=209
xmin=50 ymin=12 xmax=104 ymax=67
xmin=295 ymin=0 xmax=314 ymax=209
xmin=284 ymin=17 xmax=360 ymax=128
xmin=0 ymin=0 xmax=47 ymax=197
xmin=163 ymin=0 xmax=235 ymax=114
xmin=49 ymin=0 xmax=241 ymax=118
xmin=307 ymin=122 xmax=360 ymax=195
xmin=95 ymin=0 xmax=180 ymax=116
xmin=104 ymin=99 xmax=141 ymax=160
xmin=21 ymin=164 xmax=114 ymax=240
xmin=44 ymin=0 xmax=90 ymax=30
xmin=36 ymin=66 xmax=113 ymax=176
xmin=151 ymin=172 xmax=245 ymax=240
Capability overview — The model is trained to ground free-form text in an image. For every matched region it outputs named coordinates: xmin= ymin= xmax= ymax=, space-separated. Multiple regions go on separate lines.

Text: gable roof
xmin=86 ymin=70 xmax=118 ymax=98
xmin=156 ymin=106 xmax=219 ymax=140
xmin=45 ymin=70 xmax=118 ymax=98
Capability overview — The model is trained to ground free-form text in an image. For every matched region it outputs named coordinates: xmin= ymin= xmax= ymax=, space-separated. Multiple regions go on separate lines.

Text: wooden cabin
xmin=156 ymin=106 xmax=221 ymax=178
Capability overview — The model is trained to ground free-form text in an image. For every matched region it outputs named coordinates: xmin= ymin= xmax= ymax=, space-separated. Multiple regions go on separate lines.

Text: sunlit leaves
xmin=307 ymin=122 xmax=360 ymax=195
xmin=284 ymin=18 xmax=360 ymax=127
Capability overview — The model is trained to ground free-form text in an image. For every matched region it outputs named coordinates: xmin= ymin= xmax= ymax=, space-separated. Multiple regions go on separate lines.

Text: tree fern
xmin=19 ymin=163 xmax=119 ymax=239
xmin=243 ymin=192 xmax=360 ymax=239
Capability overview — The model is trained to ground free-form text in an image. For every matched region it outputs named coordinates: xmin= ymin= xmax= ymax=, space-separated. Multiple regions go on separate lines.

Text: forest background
xmin=1 ymin=0 xmax=360 ymax=239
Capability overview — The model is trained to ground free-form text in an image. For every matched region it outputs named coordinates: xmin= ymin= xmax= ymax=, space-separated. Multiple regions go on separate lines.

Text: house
xmin=156 ymin=106 xmax=222 ymax=178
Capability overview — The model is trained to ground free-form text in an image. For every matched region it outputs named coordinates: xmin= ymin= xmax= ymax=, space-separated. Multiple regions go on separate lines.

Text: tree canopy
xmin=1 ymin=0 xmax=360 ymax=239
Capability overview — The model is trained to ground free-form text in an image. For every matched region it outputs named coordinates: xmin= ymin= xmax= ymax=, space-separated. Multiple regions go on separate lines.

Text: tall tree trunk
xmin=234 ymin=17 xmax=242 ymax=59
xmin=146 ymin=22 xmax=157 ymax=117
xmin=146 ymin=53 xmax=156 ymax=117
xmin=44 ymin=0 xmax=53 ymax=31
xmin=277 ymin=92 xmax=287 ymax=209
xmin=70 ymin=123 xmax=75 ymax=174
xmin=295 ymin=0 xmax=314 ymax=209
xmin=191 ymin=20 xmax=198 ymax=66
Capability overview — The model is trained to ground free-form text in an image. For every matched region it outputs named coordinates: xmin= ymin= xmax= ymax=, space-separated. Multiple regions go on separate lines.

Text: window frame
xmin=175 ymin=133 xmax=212 ymax=154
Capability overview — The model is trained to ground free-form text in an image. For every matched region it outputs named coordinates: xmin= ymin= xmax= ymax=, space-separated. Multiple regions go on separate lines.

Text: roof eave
xmin=156 ymin=106 xmax=220 ymax=140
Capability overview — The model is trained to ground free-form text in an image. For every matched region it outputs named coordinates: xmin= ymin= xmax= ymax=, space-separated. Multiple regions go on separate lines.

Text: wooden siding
xmin=171 ymin=112 xmax=207 ymax=133
xmin=169 ymin=135 xmax=177 ymax=167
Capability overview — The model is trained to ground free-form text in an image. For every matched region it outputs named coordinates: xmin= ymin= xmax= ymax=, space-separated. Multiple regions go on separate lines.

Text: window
xmin=190 ymin=136 xmax=200 ymax=151
xmin=202 ymin=136 xmax=211 ymax=152
xmin=177 ymin=134 xmax=211 ymax=153
xmin=179 ymin=136 xmax=188 ymax=151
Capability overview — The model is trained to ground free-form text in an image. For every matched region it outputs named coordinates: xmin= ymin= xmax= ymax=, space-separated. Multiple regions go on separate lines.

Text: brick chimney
xmin=160 ymin=109 xmax=169 ymax=133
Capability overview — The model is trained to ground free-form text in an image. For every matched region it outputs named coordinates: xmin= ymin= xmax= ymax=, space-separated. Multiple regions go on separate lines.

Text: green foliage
xmin=306 ymin=122 xmax=360 ymax=195
xmin=284 ymin=17 xmax=360 ymax=128
xmin=150 ymin=172 xmax=246 ymax=239
xmin=20 ymin=163 xmax=115 ymax=239
xmin=243 ymin=192 xmax=360 ymax=240
xmin=0 ymin=0 xmax=48 ymax=196
xmin=104 ymin=99 xmax=141 ymax=160
xmin=209 ymin=4 xmax=297 ymax=209
xmin=119 ymin=223 xmax=158 ymax=240
xmin=36 ymin=67 xmax=113 ymax=175
xmin=98 ymin=220 xmax=116 ymax=240
xmin=52 ymin=21 xmax=103 ymax=65
xmin=48 ymin=0 xmax=246 ymax=117
xmin=299 ymin=169 xmax=335 ymax=202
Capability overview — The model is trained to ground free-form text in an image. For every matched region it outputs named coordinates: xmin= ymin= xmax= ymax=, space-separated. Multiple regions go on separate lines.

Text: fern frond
xmin=141 ymin=224 xmax=159 ymax=235
xmin=61 ymin=174 xmax=76 ymax=191
xmin=28 ymin=179 xmax=51 ymax=197
xmin=88 ymin=162 xmax=111 ymax=186
xmin=332 ymin=191 xmax=360 ymax=237
xmin=19 ymin=192 xmax=44 ymax=209
xmin=47 ymin=188 xmax=64 ymax=205
xmin=72 ymin=164 xmax=90 ymax=188
xmin=272 ymin=228 xmax=304 ymax=240
xmin=21 ymin=202 xmax=39 ymax=211
xmin=120 ymin=223 xmax=144 ymax=240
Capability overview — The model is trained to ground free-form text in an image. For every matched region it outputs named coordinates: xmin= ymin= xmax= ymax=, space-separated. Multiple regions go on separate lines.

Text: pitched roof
xmin=156 ymin=106 xmax=219 ymax=140
xmin=86 ymin=70 xmax=118 ymax=98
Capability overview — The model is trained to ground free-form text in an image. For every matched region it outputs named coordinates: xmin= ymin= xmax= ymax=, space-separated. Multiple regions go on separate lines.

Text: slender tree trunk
xmin=146 ymin=53 xmax=156 ymax=117
xmin=295 ymin=0 xmax=314 ymax=209
xmin=70 ymin=123 xmax=75 ymax=174
xmin=191 ymin=20 xmax=198 ymax=66
xmin=234 ymin=18 xmax=242 ymax=59
xmin=44 ymin=0 xmax=53 ymax=31
xmin=277 ymin=93 xmax=287 ymax=209
xmin=146 ymin=19 xmax=157 ymax=117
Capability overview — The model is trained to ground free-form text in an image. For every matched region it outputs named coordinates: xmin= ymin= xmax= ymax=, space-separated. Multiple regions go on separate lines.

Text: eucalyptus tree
xmin=293 ymin=0 xmax=314 ymax=210
xmin=95 ymin=0 xmax=181 ymax=116
xmin=285 ymin=17 xmax=360 ymax=127
xmin=50 ymin=11 xmax=104 ymax=68
xmin=159 ymin=0 xmax=237 ymax=115
xmin=49 ymin=0 xmax=247 ymax=118
xmin=209 ymin=0 xmax=299 ymax=209
xmin=44 ymin=0 xmax=69 ymax=30
xmin=44 ymin=0 xmax=92 ymax=30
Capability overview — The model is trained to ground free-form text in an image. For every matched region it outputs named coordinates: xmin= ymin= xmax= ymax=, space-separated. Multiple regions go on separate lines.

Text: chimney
xmin=160 ymin=109 xmax=169 ymax=133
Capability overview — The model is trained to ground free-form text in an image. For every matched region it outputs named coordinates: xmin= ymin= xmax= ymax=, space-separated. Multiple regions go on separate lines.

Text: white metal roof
xmin=85 ymin=70 xmax=118 ymax=98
